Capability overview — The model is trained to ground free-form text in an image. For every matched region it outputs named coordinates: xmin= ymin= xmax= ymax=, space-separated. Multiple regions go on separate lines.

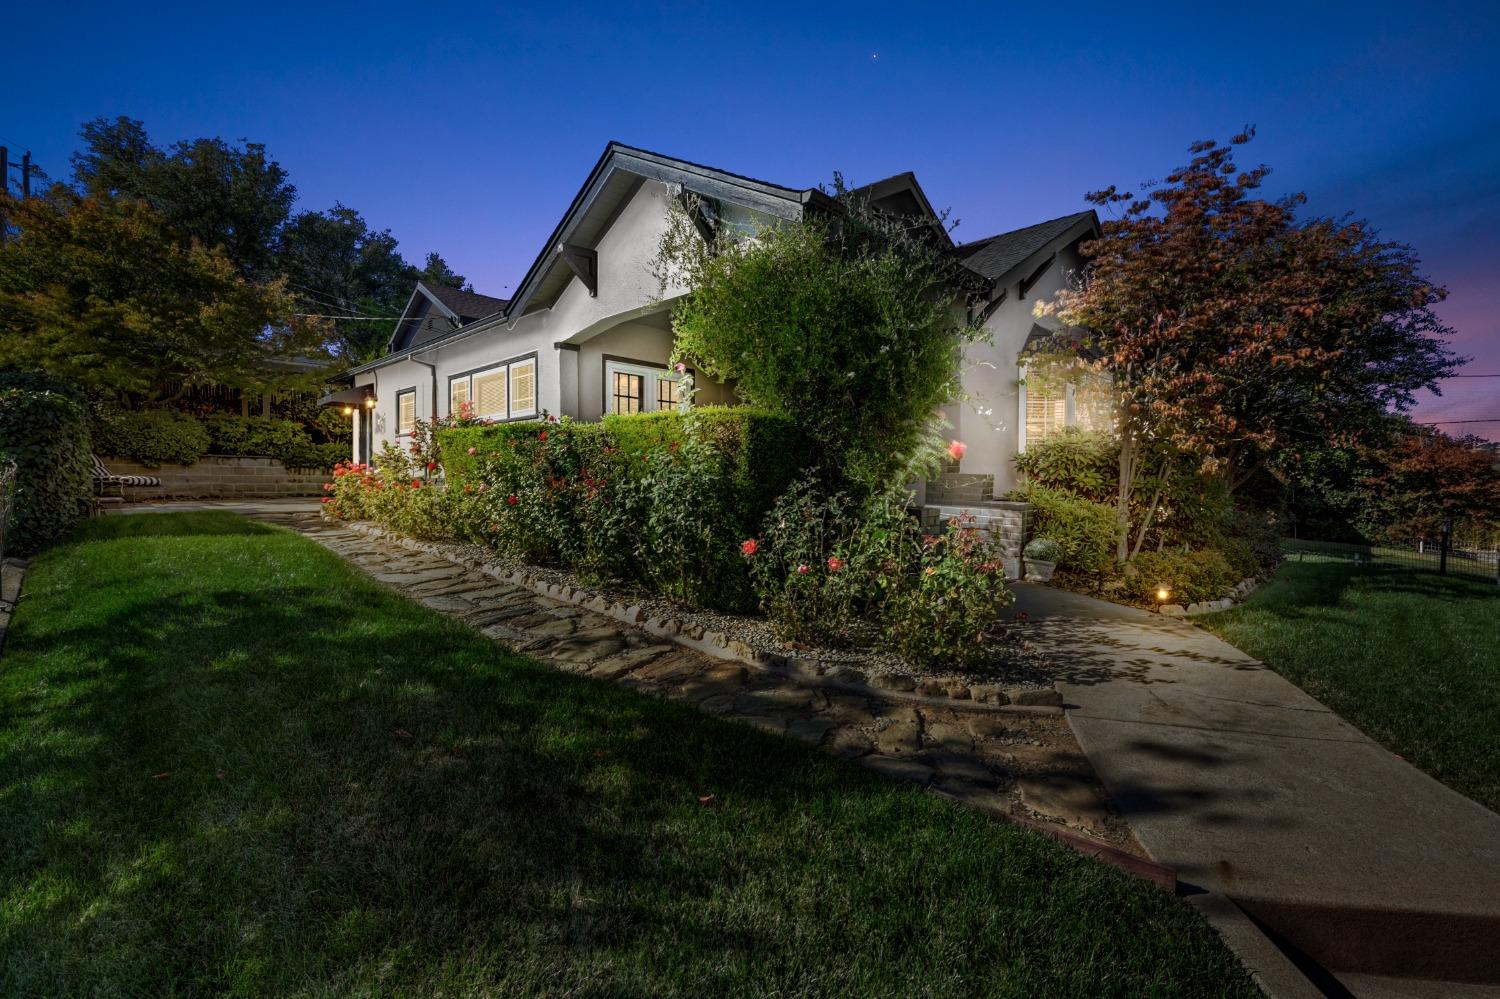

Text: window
xmin=1025 ymin=387 xmax=1067 ymax=445
xmin=510 ymin=358 xmax=536 ymax=416
xmin=396 ymin=388 xmax=417 ymax=436
xmin=447 ymin=353 xmax=537 ymax=421
xmin=605 ymin=358 xmax=683 ymax=416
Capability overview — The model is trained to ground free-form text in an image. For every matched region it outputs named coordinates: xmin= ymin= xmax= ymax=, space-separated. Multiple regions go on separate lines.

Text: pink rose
xmin=947 ymin=439 xmax=967 ymax=462
xmin=467 ymin=446 xmax=477 ymax=456
xmin=796 ymin=564 xmax=809 ymax=575
xmin=827 ymin=556 xmax=844 ymax=572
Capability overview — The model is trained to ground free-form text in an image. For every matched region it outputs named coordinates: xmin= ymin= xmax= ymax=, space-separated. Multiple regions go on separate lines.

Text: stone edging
xmin=0 ymin=557 xmax=28 ymax=656
xmin=1156 ymin=574 xmax=1266 ymax=617
xmin=334 ymin=518 xmax=1063 ymax=716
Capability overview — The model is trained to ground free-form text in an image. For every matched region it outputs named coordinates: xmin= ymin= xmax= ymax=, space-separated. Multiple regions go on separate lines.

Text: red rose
xmin=796 ymin=564 xmax=809 ymax=575
xmin=827 ymin=556 xmax=844 ymax=572
xmin=426 ymin=461 xmax=437 ymax=471
xmin=411 ymin=479 xmax=422 ymax=488
xmin=506 ymin=495 xmax=518 ymax=506
xmin=538 ymin=430 xmax=548 ymax=442
xmin=740 ymin=538 xmax=758 ymax=556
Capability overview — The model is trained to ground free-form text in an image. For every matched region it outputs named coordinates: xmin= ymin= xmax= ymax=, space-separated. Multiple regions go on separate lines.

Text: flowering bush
xmin=878 ymin=515 xmax=1013 ymax=670
xmin=748 ymin=477 xmax=876 ymax=644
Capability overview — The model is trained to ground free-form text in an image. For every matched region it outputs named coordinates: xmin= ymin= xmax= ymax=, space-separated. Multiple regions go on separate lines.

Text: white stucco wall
xmin=955 ymin=241 xmax=1088 ymax=496
xmin=348 ymin=177 xmax=752 ymax=461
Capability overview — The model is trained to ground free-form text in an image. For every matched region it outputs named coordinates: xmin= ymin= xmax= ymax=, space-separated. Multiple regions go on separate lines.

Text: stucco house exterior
xmin=325 ymin=142 xmax=1101 ymax=539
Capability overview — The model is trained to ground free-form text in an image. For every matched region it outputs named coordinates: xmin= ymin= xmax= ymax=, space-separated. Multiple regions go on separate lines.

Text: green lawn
xmin=1200 ymin=561 xmax=1500 ymax=813
xmin=0 ymin=513 xmax=1250 ymax=997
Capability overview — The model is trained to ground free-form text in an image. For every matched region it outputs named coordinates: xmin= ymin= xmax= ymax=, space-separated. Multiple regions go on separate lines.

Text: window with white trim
xmin=1019 ymin=365 xmax=1108 ymax=450
xmin=396 ymin=388 xmax=417 ymax=436
xmin=448 ymin=354 xmax=538 ymax=421
xmin=605 ymin=359 xmax=683 ymax=415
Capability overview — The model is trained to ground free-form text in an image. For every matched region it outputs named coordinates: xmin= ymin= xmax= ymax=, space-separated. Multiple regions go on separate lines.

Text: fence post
xmin=1439 ymin=519 xmax=1452 ymax=577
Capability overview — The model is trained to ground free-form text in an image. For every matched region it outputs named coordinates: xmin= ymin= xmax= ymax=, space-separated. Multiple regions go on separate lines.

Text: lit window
xmin=510 ymin=359 xmax=536 ymax=416
xmin=605 ymin=359 xmax=683 ymax=415
xmin=613 ymin=372 xmax=644 ymax=414
xmin=658 ymin=377 xmax=681 ymax=410
xmin=1026 ymin=389 xmax=1067 ymax=444
xmin=473 ymin=369 xmax=507 ymax=418
xmin=396 ymin=389 xmax=416 ymax=436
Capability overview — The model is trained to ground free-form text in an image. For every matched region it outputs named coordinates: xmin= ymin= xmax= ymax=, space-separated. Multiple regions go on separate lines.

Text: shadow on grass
xmin=0 ymin=513 xmax=1254 ymax=996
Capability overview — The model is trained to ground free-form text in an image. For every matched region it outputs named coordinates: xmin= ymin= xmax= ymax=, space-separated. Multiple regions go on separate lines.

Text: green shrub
xmin=0 ymin=388 xmax=92 ymax=555
xmin=747 ymin=477 xmax=870 ymax=643
xmin=1221 ymin=506 xmax=1283 ymax=575
xmin=880 ymin=514 xmax=1013 ymax=670
xmin=92 ymin=408 xmax=210 ymax=467
xmin=1014 ymin=430 xmax=1118 ymax=504
xmin=1127 ymin=549 xmax=1235 ymax=605
xmin=1023 ymin=537 xmax=1064 ymax=564
xmin=1013 ymin=484 xmax=1120 ymax=575
xmin=663 ymin=211 xmax=980 ymax=494
xmin=201 ymin=414 xmax=342 ymax=469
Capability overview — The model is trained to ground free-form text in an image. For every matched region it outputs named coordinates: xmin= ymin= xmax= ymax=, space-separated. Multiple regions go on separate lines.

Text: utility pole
xmin=0 ymin=146 xmax=8 ymax=245
xmin=20 ymin=151 xmax=31 ymax=199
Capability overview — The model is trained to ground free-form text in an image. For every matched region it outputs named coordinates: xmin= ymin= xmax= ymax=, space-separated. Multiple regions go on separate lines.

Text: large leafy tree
xmin=1041 ymin=131 xmax=1459 ymax=562
xmin=661 ymin=196 xmax=981 ymax=494
xmin=1356 ymin=425 xmax=1500 ymax=542
xmin=72 ymin=117 xmax=297 ymax=280
xmin=0 ymin=189 xmax=328 ymax=397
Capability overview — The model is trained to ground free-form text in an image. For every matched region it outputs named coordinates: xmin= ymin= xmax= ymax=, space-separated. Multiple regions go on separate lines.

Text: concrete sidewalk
xmin=1013 ymin=583 xmax=1500 ymax=995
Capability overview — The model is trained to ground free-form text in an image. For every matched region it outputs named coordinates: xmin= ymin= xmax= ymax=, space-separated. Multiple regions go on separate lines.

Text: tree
xmin=1041 ymin=130 xmax=1459 ymax=562
xmin=278 ymin=205 xmax=418 ymax=361
xmin=0 ymin=189 xmax=329 ymax=398
xmin=660 ymin=196 xmax=982 ymax=494
xmin=72 ymin=117 xmax=297 ymax=280
xmin=1357 ymin=424 xmax=1500 ymax=542
xmin=417 ymin=252 xmax=469 ymax=290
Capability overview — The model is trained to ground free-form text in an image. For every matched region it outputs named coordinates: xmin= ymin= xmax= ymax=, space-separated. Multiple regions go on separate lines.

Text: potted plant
xmin=1023 ymin=537 xmax=1063 ymax=583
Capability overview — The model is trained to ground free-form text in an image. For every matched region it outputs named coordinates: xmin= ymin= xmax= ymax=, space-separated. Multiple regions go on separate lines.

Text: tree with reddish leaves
xmin=1039 ymin=130 xmax=1459 ymax=563
xmin=1358 ymin=425 xmax=1500 ymax=543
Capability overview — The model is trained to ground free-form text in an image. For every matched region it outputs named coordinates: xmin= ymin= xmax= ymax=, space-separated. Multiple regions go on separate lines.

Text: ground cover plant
xmin=0 ymin=512 xmax=1254 ymax=996
xmin=1200 ymin=559 xmax=1500 ymax=812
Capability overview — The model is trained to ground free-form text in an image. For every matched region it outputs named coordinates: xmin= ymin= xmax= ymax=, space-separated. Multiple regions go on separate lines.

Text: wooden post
xmin=1439 ymin=519 xmax=1452 ymax=577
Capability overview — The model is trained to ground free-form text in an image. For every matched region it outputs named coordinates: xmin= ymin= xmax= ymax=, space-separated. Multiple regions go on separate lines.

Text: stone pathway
xmin=1012 ymin=582 xmax=1500 ymax=997
xmin=247 ymin=507 xmax=1146 ymax=861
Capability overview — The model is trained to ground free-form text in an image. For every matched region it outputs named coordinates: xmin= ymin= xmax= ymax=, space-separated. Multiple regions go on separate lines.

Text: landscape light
xmin=1156 ymin=585 xmax=1171 ymax=603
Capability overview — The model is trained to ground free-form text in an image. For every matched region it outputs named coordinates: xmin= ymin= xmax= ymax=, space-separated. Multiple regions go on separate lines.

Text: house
xmin=325 ymin=142 xmax=1101 ymax=546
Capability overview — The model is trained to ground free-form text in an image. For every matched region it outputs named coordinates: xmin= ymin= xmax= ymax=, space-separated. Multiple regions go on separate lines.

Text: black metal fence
xmin=1283 ymin=523 xmax=1500 ymax=585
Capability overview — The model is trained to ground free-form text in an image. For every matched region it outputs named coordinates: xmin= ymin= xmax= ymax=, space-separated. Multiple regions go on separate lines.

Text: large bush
xmin=0 ymin=388 xmax=92 ymax=555
xmin=1126 ymin=549 xmax=1235 ymax=606
xmin=1014 ymin=429 xmax=1118 ymax=504
xmin=1011 ymin=484 xmax=1120 ymax=576
xmin=91 ymin=407 xmax=210 ymax=466
xmin=661 ymin=209 xmax=980 ymax=494
xmin=201 ymin=414 xmax=343 ymax=469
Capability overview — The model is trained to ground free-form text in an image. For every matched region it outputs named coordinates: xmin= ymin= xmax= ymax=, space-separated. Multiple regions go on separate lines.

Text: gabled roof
xmin=843 ymin=171 xmax=953 ymax=248
xmin=422 ymin=282 xmax=508 ymax=323
xmin=954 ymin=211 xmax=1098 ymax=282
xmin=387 ymin=280 xmax=508 ymax=353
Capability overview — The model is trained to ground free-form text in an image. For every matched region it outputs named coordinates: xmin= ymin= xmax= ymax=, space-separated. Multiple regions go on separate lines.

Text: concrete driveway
xmin=1012 ymin=583 xmax=1500 ymax=996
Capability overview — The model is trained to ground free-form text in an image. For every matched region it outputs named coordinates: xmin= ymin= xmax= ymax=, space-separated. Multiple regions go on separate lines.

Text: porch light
xmin=1155 ymin=585 xmax=1171 ymax=603
xmin=364 ymin=395 xmax=377 ymax=408
xmin=341 ymin=405 xmax=353 ymax=417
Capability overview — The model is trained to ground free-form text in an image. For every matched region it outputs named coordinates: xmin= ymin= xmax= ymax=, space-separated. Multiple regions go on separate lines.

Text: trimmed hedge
xmin=91 ymin=408 xmax=210 ymax=467
xmin=200 ymin=414 xmax=344 ymax=470
xmin=0 ymin=388 xmax=93 ymax=555
xmin=439 ymin=407 xmax=805 ymax=534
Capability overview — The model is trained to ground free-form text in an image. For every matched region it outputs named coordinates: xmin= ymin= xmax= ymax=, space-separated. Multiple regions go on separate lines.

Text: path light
xmin=1156 ymin=585 xmax=1171 ymax=603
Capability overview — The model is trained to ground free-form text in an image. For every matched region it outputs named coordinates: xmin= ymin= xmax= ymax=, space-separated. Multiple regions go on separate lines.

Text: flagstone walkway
xmin=247 ymin=507 xmax=1150 ymax=863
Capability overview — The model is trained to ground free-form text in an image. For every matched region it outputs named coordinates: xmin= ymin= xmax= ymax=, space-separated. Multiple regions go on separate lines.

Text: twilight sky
xmin=4 ymin=1 xmax=1497 ymax=437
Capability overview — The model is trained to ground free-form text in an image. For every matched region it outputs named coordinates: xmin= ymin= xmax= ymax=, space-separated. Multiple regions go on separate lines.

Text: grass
xmin=1200 ymin=560 xmax=1500 ymax=813
xmin=0 ymin=512 xmax=1252 ymax=997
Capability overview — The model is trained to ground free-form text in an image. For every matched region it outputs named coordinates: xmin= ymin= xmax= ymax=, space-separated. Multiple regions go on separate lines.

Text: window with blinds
xmin=510 ymin=359 xmax=536 ymax=416
xmin=396 ymin=389 xmax=416 ymax=436
xmin=449 ymin=378 xmax=470 ymax=413
xmin=1025 ymin=390 xmax=1067 ymax=444
xmin=473 ymin=369 xmax=507 ymax=417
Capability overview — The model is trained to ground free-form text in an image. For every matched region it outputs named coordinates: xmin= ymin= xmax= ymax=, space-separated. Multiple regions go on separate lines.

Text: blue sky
xmin=5 ymin=1 xmax=1498 ymax=435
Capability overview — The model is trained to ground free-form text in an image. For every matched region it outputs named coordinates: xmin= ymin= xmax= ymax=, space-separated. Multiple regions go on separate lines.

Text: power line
xmin=293 ymin=313 xmax=410 ymax=321
xmin=1415 ymin=418 xmax=1500 ymax=425
xmin=1445 ymin=374 xmax=1500 ymax=378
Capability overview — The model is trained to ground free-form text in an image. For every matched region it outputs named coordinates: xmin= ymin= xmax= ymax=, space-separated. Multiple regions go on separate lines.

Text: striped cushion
xmin=91 ymin=454 xmax=160 ymax=488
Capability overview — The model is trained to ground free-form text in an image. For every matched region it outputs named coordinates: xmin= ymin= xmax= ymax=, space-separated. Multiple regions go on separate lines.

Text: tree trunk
xmin=1116 ymin=419 xmax=1136 ymax=564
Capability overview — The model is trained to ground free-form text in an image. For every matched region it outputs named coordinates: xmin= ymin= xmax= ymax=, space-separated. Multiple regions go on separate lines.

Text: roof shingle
xmin=954 ymin=211 xmax=1096 ymax=281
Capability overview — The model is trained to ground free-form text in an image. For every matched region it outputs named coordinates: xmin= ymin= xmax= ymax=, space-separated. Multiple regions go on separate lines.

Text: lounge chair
xmin=91 ymin=454 xmax=160 ymax=503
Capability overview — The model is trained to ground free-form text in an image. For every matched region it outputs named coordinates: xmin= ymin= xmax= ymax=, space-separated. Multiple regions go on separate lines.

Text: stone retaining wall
xmin=102 ymin=455 xmax=329 ymax=500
